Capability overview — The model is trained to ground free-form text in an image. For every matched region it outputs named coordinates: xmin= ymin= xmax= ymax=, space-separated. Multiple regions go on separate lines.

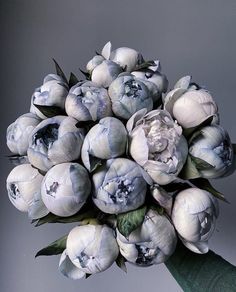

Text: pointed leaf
xmin=134 ymin=60 xmax=156 ymax=71
xmin=179 ymin=156 xmax=201 ymax=180
xmin=116 ymin=253 xmax=127 ymax=273
xmin=52 ymin=58 xmax=68 ymax=83
xmin=33 ymin=104 xmax=66 ymax=118
xmin=117 ymin=205 xmax=147 ymax=238
xmin=79 ymin=68 xmax=91 ymax=80
xmin=69 ymin=72 xmax=79 ymax=88
xmin=35 ymin=235 xmax=67 ymax=257
xmin=165 ymin=242 xmax=236 ymax=292
xmin=190 ymin=178 xmax=228 ymax=203
xmin=190 ymin=155 xmax=215 ymax=170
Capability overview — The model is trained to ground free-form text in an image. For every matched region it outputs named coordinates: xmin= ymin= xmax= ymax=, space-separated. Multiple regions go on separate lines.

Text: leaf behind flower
xmin=33 ymin=104 xmax=66 ymax=118
xmin=35 ymin=235 xmax=67 ymax=257
xmin=52 ymin=58 xmax=68 ymax=84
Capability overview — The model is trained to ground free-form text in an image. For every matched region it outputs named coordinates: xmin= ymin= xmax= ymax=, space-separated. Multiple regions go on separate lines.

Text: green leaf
xmin=179 ymin=156 xmax=201 ymax=180
xmin=35 ymin=235 xmax=67 ymax=257
xmin=190 ymin=178 xmax=228 ymax=203
xmin=183 ymin=116 xmax=213 ymax=137
xmin=190 ymin=155 xmax=215 ymax=170
xmin=68 ymin=72 xmax=79 ymax=88
xmin=117 ymin=205 xmax=147 ymax=238
xmin=134 ymin=60 xmax=156 ymax=71
xmin=165 ymin=242 xmax=236 ymax=292
xmin=79 ymin=68 xmax=91 ymax=80
xmin=52 ymin=58 xmax=68 ymax=83
xmin=115 ymin=253 xmax=127 ymax=273
xmin=150 ymin=204 xmax=165 ymax=215
xmin=33 ymin=104 xmax=66 ymax=118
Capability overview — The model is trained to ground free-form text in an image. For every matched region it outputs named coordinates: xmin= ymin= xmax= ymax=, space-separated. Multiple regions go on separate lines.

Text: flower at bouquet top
xmin=189 ymin=125 xmax=234 ymax=178
xmin=132 ymin=60 xmax=169 ymax=99
xmin=172 ymin=187 xmax=219 ymax=254
xmin=81 ymin=117 xmax=127 ymax=171
xmin=30 ymin=74 xmax=68 ymax=119
xmin=59 ymin=224 xmax=119 ymax=279
xmin=164 ymin=76 xmax=218 ymax=129
xmin=6 ymin=113 xmax=41 ymax=155
xmin=41 ymin=162 xmax=91 ymax=217
xmin=65 ymin=81 xmax=112 ymax=121
xmin=28 ymin=116 xmax=84 ymax=172
xmin=127 ymin=109 xmax=188 ymax=185
xmin=117 ymin=209 xmax=177 ymax=266
xmin=92 ymin=158 xmax=147 ymax=214
xmin=108 ymin=73 xmax=153 ymax=119
xmin=6 ymin=164 xmax=48 ymax=219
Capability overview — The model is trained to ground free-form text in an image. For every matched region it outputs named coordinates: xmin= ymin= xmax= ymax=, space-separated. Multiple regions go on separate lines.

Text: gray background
xmin=1 ymin=1 xmax=236 ymax=291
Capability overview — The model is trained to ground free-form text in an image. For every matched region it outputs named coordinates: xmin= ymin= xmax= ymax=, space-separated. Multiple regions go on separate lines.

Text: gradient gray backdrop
xmin=1 ymin=1 xmax=236 ymax=291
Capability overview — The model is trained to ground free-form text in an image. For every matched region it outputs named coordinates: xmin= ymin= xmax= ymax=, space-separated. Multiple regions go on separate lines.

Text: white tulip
xmin=6 ymin=164 xmax=48 ymax=219
xmin=91 ymin=60 xmax=122 ymax=88
xmin=41 ymin=162 xmax=91 ymax=217
xmin=110 ymin=47 xmax=144 ymax=72
xmin=164 ymin=77 xmax=218 ymax=129
xmin=28 ymin=116 xmax=84 ymax=172
xmin=66 ymin=224 xmax=119 ymax=275
xmin=172 ymin=187 xmax=219 ymax=254
xmin=65 ymin=81 xmax=112 ymax=121
xmin=117 ymin=209 xmax=177 ymax=266
xmin=6 ymin=113 xmax=41 ymax=155
xmin=189 ymin=125 xmax=234 ymax=178
xmin=81 ymin=117 xmax=127 ymax=171
xmin=127 ymin=109 xmax=188 ymax=185
xmin=30 ymin=74 xmax=68 ymax=119
xmin=108 ymin=74 xmax=153 ymax=119
xmin=92 ymin=158 xmax=147 ymax=214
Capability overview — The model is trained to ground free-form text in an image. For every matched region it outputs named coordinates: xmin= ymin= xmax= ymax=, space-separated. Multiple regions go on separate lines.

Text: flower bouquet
xmin=6 ymin=41 xmax=236 ymax=290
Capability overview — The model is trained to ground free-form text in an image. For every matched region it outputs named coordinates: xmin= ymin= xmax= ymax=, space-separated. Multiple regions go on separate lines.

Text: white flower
xmin=65 ymin=224 xmax=119 ymax=276
xmin=110 ymin=46 xmax=144 ymax=72
xmin=132 ymin=60 xmax=169 ymax=100
xmin=117 ymin=209 xmax=177 ymax=266
xmin=127 ymin=109 xmax=188 ymax=185
xmin=86 ymin=55 xmax=105 ymax=74
xmin=30 ymin=74 xmax=68 ymax=119
xmin=65 ymin=81 xmax=112 ymax=121
xmin=172 ymin=187 xmax=219 ymax=254
xmin=164 ymin=76 xmax=218 ymax=129
xmin=81 ymin=117 xmax=127 ymax=171
xmin=6 ymin=164 xmax=48 ymax=219
xmin=28 ymin=116 xmax=84 ymax=171
xmin=41 ymin=162 xmax=91 ymax=217
xmin=189 ymin=125 xmax=234 ymax=178
xmin=92 ymin=158 xmax=147 ymax=214
xmin=108 ymin=74 xmax=153 ymax=119
xmin=91 ymin=60 xmax=122 ymax=88
xmin=6 ymin=113 xmax=41 ymax=155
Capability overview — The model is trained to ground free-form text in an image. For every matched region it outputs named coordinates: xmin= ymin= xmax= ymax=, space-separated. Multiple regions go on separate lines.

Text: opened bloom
xmin=30 ymin=74 xmax=68 ymax=119
xmin=172 ymin=187 xmax=219 ymax=254
xmin=117 ymin=209 xmax=177 ymax=266
xmin=127 ymin=109 xmax=188 ymax=185
xmin=28 ymin=116 xmax=84 ymax=172
xmin=189 ymin=125 xmax=234 ymax=178
xmin=81 ymin=117 xmax=127 ymax=171
xmin=6 ymin=164 xmax=48 ymax=219
xmin=65 ymin=81 xmax=112 ymax=121
xmin=164 ymin=76 xmax=218 ymax=129
xmin=6 ymin=113 xmax=41 ymax=155
xmin=41 ymin=162 xmax=91 ymax=217
xmin=108 ymin=73 xmax=153 ymax=119
xmin=60 ymin=224 xmax=119 ymax=278
xmin=92 ymin=158 xmax=147 ymax=214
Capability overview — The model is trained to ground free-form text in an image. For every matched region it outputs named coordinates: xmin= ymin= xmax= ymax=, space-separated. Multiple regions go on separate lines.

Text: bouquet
xmin=6 ymin=41 xmax=236 ymax=289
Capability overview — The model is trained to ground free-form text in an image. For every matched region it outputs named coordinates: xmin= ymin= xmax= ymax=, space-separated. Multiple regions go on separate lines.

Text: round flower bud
xmin=172 ymin=187 xmax=219 ymax=254
xmin=6 ymin=113 xmax=41 ymax=155
xmin=92 ymin=158 xmax=147 ymax=214
xmin=41 ymin=162 xmax=91 ymax=217
xmin=86 ymin=55 xmax=105 ymax=74
xmin=28 ymin=116 xmax=84 ymax=172
xmin=65 ymin=81 xmax=112 ymax=122
xmin=66 ymin=224 xmax=119 ymax=275
xmin=117 ymin=209 xmax=177 ymax=266
xmin=6 ymin=164 xmax=48 ymax=219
